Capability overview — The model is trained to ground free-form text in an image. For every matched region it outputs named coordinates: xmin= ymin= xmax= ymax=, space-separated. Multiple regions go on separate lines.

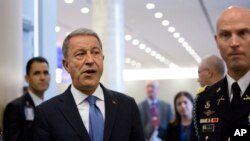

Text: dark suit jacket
xmin=138 ymin=99 xmax=173 ymax=140
xmin=33 ymin=84 xmax=145 ymax=141
xmin=3 ymin=93 xmax=36 ymax=141
xmin=161 ymin=122 xmax=194 ymax=141
xmin=194 ymin=77 xmax=250 ymax=141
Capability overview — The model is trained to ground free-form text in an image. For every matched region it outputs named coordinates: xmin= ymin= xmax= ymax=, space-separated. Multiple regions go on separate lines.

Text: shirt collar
xmin=147 ymin=97 xmax=158 ymax=106
xmin=28 ymin=89 xmax=43 ymax=106
xmin=71 ymin=84 xmax=104 ymax=105
xmin=226 ymin=70 xmax=250 ymax=96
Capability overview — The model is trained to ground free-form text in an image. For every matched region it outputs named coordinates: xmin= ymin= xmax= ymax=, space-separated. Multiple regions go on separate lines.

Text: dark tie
xmin=87 ymin=96 xmax=104 ymax=141
xmin=150 ymin=102 xmax=158 ymax=129
xmin=231 ymin=82 xmax=241 ymax=111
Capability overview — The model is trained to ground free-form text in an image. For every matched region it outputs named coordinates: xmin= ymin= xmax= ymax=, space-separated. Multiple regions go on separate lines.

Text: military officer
xmin=193 ymin=6 xmax=250 ymax=141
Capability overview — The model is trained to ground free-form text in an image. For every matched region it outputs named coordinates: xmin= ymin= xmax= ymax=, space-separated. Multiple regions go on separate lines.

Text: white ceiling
xmin=56 ymin=0 xmax=250 ymax=69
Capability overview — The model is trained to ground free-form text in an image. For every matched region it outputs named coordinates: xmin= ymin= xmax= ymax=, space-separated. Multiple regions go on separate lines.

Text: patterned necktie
xmin=151 ymin=102 xmax=158 ymax=129
xmin=231 ymin=82 xmax=241 ymax=111
xmin=87 ymin=95 xmax=104 ymax=141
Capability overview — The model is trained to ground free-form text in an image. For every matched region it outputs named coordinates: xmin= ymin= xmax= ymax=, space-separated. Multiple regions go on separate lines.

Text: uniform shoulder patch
xmin=196 ymin=85 xmax=209 ymax=95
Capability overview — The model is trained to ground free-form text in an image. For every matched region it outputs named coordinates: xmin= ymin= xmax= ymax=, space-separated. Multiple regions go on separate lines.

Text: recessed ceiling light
xmin=139 ymin=43 xmax=146 ymax=49
xmin=154 ymin=12 xmax=163 ymax=19
xmin=125 ymin=34 xmax=132 ymax=41
xmin=178 ymin=37 xmax=185 ymax=43
xmin=173 ymin=32 xmax=180 ymax=38
xmin=150 ymin=51 xmax=156 ymax=56
xmin=162 ymin=20 xmax=170 ymax=26
xmin=55 ymin=26 xmax=61 ymax=32
xmin=125 ymin=58 xmax=131 ymax=63
xmin=146 ymin=3 xmax=155 ymax=9
xmin=168 ymin=26 xmax=175 ymax=33
xmin=81 ymin=7 xmax=89 ymax=14
xmin=132 ymin=39 xmax=140 ymax=45
xmin=145 ymin=47 xmax=151 ymax=53
xmin=64 ymin=0 xmax=74 ymax=4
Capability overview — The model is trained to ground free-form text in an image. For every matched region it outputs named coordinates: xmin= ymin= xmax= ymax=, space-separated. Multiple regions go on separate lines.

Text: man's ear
xmin=63 ymin=59 xmax=69 ymax=73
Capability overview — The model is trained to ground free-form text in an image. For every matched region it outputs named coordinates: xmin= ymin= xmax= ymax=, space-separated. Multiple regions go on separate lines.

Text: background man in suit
xmin=3 ymin=56 xmax=50 ymax=141
xmin=33 ymin=27 xmax=145 ymax=141
xmin=138 ymin=80 xmax=173 ymax=141
xmin=198 ymin=54 xmax=225 ymax=87
xmin=194 ymin=6 xmax=250 ymax=140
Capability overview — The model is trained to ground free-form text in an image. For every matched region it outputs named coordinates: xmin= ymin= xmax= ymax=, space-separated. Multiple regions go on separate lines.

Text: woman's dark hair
xmin=172 ymin=91 xmax=193 ymax=126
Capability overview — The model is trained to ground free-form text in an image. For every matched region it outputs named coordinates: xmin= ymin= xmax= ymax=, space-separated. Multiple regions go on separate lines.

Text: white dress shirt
xmin=71 ymin=84 xmax=105 ymax=133
xmin=28 ymin=89 xmax=43 ymax=106
xmin=226 ymin=70 xmax=250 ymax=101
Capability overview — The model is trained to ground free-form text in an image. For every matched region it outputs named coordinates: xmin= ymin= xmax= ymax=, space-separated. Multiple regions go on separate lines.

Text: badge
xmin=203 ymin=110 xmax=215 ymax=116
xmin=202 ymin=124 xmax=215 ymax=133
xmin=216 ymin=87 xmax=221 ymax=93
xmin=200 ymin=117 xmax=219 ymax=123
xmin=243 ymin=95 xmax=250 ymax=101
xmin=217 ymin=95 xmax=225 ymax=105
xmin=204 ymin=101 xmax=210 ymax=109
xmin=24 ymin=106 xmax=34 ymax=121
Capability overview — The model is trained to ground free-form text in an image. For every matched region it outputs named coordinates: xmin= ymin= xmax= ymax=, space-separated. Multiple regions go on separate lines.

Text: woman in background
xmin=161 ymin=91 xmax=194 ymax=141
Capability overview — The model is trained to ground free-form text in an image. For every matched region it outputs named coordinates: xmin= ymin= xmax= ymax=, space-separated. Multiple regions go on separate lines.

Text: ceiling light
xmin=145 ymin=47 xmax=151 ymax=53
xmin=64 ymin=0 xmax=74 ymax=4
xmin=135 ymin=63 xmax=141 ymax=68
xmin=178 ymin=37 xmax=185 ymax=43
xmin=168 ymin=26 xmax=175 ymax=33
xmin=146 ymin=3 xmax=155 ymax=9
xmin=139 ymin=43 xmax=146 ymax=49
xmin=156 ymin=54 xmax=161 ymax=59
xmin=160 ymin=57 xmax=165 ymax=62
xmin=150 ymin=51 xmax=156 ymax=56
xmin=125 ymin=58 xmax=131 ymax=63
xmin=131 ymin=60 xmax=136 ymax=66
xmin=173 ymin=32 xmax=180 ymax=38
xmin=125 ymin=34 xmax=132 ymax=41
xmin=132 ymin=39 xmax=139 ymax=45
xmin=161 ymin=20 xmax=170 ymax=26
xmin=55 ymin=26 xmax=61 ymax=32
xmin=182 ymin=42 xmax=189 ymax=48
xmin=154 ymin=12 xmax=163 ymax=19
xmin=81 ymin=7 xmax=89 ymax=14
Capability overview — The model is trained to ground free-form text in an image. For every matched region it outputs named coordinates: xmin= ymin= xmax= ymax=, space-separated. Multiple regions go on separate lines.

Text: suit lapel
xmin=210 ymin=78 xmax=231 ymax=122
xmin=101 ymin=85 xmax=118 ymax=141
xmin=25 ymin=93 xmax=36 ymax=108
xmin=58 ymin=86 xmax=90 ymax=141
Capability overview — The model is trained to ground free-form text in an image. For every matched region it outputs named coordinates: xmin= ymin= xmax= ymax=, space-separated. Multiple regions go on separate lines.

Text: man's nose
xmin=230 ymin=34 xmax=240 ymax=48
xmin=85 ymin=52 xmax=94 ymax=64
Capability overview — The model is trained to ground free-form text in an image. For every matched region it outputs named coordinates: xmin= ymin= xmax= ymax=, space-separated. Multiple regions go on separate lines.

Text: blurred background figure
xmin=198 ymin=54 xmax=225 ymax=87
xmin=160 ymin=91 xmax=194 ymax=141
xmin=3 ymin=56 xmax=50 ymax=141
xmin=138 ymin=80 xmax=173 ymax=141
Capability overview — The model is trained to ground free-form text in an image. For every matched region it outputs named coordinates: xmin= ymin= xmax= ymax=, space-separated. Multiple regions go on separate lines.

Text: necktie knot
xmin=231 ymin=82 xmax=241 ymax=111
xmin=87 ymin=95 xmax=97 ymax=106
xmin=232 ymin=82 xmax=241 ymax=96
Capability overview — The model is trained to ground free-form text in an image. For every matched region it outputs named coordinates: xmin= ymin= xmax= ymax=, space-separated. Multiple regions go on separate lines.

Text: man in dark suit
xmin=193 ymin=6 xmax=250 ymax=141
xmin=3 ymin=57 xmax=50 ymax=141
xmin=138 ymin=80 xmax=173 ymax=141
xmin=33 ymin=27 xmax=145 ymax=141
